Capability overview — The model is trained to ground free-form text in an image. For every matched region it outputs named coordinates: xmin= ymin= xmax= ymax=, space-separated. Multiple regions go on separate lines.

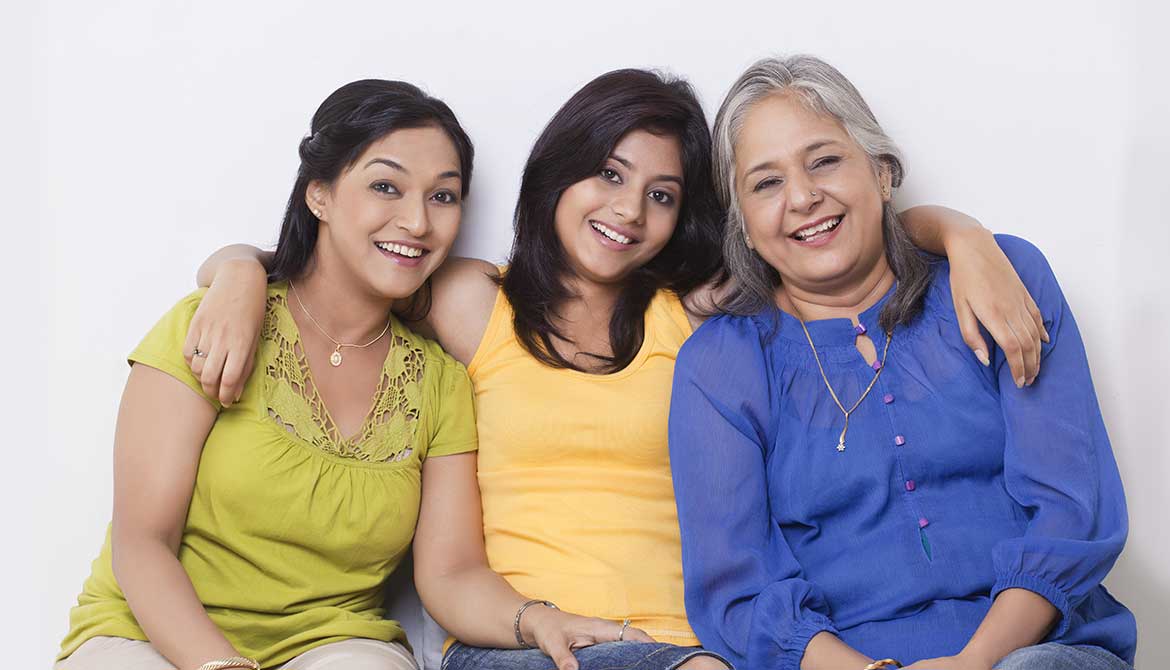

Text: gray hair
xmin=713 ymin=54 xmax=930 ymax=331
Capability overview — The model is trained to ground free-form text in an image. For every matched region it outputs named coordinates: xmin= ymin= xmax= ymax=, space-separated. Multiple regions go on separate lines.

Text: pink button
xmin=883 ymin=393 xmax=894 ymax=404
xmin=872 ymin=359 xmax=884 ymax=371
xmin=918 ymin=517 xmax=930 ymax=528
xmin=905 ymin=480 xmax=916 ymax=491
xmin=894 ymin=435 xmax=906 ymax=446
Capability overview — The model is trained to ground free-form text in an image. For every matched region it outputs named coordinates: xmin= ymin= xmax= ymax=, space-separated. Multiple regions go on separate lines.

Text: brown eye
xmin=372 ymin=181 xmax=399 ymax=195
xmin=753 ymin=177 xmax=782 ymax=192
xmin=432 ymin=191 xmax=459 ymax=205
xmin=600 ymin=167 xmax=622 ymax=184
xmin=649 ymin=190 xmax=675 ymax=205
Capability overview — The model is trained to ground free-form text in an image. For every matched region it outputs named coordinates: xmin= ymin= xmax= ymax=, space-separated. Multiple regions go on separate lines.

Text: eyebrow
xmin=610 ymin=153 xmax=684 ymax=187
xmin=364 ymin=157 xmax=462 ymax=181
xmin=743 ymin=139 xmax=846 ymax=178
xmin=365 ymin=158 xmax=407 ymax=172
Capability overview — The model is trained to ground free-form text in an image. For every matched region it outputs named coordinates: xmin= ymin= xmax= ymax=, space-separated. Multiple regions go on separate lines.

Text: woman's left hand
xmin=903 ymin=653 xmax=992 ymax=670
xmin=946 ymin=226 xmax=1049 ymax=388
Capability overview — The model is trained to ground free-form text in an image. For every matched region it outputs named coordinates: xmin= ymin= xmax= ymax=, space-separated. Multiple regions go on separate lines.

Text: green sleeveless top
xmin=59 ymin=283 xmax=477 ymax=667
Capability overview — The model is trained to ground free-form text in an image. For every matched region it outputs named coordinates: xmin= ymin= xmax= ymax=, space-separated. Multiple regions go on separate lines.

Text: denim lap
xmin=442 ymin=641 xmax=729 ymax=670
xmin=994 ymin=643 xmax=1132 ymax=670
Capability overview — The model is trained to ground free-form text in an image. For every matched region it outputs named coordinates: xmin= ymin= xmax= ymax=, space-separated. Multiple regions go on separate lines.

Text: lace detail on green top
xmin=261 ymin=290 xmax=424 ymax=462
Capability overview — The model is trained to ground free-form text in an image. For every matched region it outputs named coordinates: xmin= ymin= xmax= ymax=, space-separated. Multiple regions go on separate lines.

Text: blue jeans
xmin=994 ymin=643 xmax=1132 ymax=670
xmin=442 ymin=641 xmax=731 ymax=670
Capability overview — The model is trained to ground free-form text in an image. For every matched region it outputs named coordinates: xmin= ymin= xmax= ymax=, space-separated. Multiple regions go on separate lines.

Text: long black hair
xmin=269 ymin=79 xmax=474 ymax=315
xmin=500 ymin=69 xmax=723 ymax=372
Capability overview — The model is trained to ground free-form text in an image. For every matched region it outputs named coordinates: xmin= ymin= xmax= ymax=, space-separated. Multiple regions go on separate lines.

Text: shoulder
xmin=397 ymin=323 xmax=473 ymax=396
xmin=138 ymin=288 xmax=211 ymax=347
xmin=425 ymin=257 xmax=502 ymax=365
xmin=431 ymin=257 xmax=501 ymax=300
xmin=993 ymin=234 xmax=1059 ymax=289
xmin=676 ymin=311 xmax=773 ymax=379
xmin=930 ymin=234 xmax=1062 ymax=309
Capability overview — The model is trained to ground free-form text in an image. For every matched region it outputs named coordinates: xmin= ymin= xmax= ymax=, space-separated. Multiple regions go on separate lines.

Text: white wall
xmin=6 ymin=1 xmax=1166 ymax=666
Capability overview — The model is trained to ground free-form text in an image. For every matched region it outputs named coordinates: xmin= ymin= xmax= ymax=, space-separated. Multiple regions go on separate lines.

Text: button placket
xmin=877 ymin=372 xmax=932 ymax=556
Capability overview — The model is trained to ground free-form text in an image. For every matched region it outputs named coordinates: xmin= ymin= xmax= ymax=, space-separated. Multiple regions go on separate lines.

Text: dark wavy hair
xmin=500 ymin=69 xmax=724 ymax=372
xmin=269 ymin=79 xmax=474 ymax=317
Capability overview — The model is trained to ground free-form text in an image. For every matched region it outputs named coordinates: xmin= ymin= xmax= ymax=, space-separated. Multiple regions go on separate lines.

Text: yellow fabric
xmin=59 ymin=284 xmax=477 ymax=668
xmin=467 ymin=283 xmax=698 ymax=646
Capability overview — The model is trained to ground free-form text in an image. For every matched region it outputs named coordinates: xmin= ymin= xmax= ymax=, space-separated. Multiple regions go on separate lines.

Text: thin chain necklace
xmin=289 ymin=280 xmax=391 ymax=368
xmin=794 ymin=312 xmax=892 ymax=453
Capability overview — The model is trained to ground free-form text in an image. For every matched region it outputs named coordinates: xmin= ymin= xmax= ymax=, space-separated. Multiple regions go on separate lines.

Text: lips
xmin=589 ymin=220 xmax=638 ymax=246
xmin=791 ymin=215 xmax=843 ymax=242
xmin=374 ymin=241 xmax=428 ymax=258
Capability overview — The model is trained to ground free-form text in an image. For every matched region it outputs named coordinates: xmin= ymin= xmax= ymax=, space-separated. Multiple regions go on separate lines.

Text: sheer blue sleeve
xmin=669 ymin=317 xmax=838 ymax=670
xmin=989 ymin=236 xmax=1129 ymax=638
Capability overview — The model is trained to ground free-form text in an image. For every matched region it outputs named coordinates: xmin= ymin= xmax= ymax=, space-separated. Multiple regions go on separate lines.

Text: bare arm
xmin=903 ymin=589 xmax=1058 ymax=670
xmin=195 ymin=244 xmax=273 ymax=289
xmin=189 ymin=244 xmax=497 ymax=404
xmin=800 ymin=632 xmax=873 ymax=670
xmin=413 ymin=453 xmax=652 ymax=670
xmin=111 ymin=364 xmax=241 ymax=670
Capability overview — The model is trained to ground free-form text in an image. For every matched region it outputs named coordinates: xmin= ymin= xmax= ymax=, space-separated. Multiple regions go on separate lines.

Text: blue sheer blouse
xmin=668 ymin=236 xmax=1135 ymax=669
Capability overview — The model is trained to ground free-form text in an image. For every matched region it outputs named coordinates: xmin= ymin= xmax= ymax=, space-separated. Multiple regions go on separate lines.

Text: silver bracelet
xmin=514 ymin=599 xmax=558 ymax=649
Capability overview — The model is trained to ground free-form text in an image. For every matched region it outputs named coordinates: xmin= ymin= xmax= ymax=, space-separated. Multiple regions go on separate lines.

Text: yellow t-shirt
xmin=59 ymin=283 xmax=477 ymax=668
xmin=468 ymin=284 xmax=698 ymax=646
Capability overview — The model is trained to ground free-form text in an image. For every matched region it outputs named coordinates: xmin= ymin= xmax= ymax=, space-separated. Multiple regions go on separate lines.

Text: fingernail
xmin=1016 ymin=377 xmax=1025 ymax=388
xmin=975 ymin=349 xmax=990 ymax=367
xmin=1042 ymin=330 xmax=1051 ymax=343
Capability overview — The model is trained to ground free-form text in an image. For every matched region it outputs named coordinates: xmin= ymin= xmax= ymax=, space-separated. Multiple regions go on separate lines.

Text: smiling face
xmin=552 ymin=129 xmax=684 ymax=287
xmin=735 ymin=93 xmax=892 ymax=298
xmin=309 ymin=125 xmax=463 ymax=300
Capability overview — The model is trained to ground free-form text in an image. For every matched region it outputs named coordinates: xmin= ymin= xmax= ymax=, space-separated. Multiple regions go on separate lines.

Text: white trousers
xmin=56 ymin=636 xmax=419 ymax=670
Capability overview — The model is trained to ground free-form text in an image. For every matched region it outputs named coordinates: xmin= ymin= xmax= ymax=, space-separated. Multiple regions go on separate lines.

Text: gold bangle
xmin=863 ymin=660 xmax=903 ymax=670
xmin=197 ymin=658 xmax=260 ymax=670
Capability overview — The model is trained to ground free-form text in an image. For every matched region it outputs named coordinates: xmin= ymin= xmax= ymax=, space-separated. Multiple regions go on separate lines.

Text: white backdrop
xmin=5 ymin=1 xmax=1167 ymax=667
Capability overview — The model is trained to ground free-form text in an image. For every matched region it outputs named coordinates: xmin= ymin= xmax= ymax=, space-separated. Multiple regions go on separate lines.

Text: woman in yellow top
xmin=56 ymin=80 xmax=485 ymax=670
xmin=192 ymin=70 xmax=1050 ymax=670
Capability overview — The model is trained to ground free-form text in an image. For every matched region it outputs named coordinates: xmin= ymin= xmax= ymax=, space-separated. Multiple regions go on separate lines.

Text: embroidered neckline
xmin=260 ymin=285 xmax=424 ymax=462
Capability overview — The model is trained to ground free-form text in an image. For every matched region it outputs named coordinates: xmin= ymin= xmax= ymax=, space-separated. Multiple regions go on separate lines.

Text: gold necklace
xmin=795 ymin=315 xmax=892 ymax=453
xmin=289 ymin=281 xmax=391 ymax=367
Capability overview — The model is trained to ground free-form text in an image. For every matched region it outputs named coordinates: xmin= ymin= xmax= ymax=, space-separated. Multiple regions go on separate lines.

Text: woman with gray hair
xmin=668 ymin=56 xmax=1135 ymax=670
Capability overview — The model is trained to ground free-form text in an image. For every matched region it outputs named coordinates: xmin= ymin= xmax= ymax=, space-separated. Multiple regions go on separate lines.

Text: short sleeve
xmin=128 ymin=289 xmax=221 ymax=410
xmin=423 ymin=348 xmax=478 ymax=459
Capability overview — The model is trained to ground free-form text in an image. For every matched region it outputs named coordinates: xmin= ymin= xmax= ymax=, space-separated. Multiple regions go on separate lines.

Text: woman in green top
xmin=56 ymin=80 xmax=481 ymax=670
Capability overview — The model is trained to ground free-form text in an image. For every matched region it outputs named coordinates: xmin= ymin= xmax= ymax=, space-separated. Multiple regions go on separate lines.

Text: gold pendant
xmin=330 ymin=348 xmax=343 ymax=367
xmin=836 ymin=438 xmax=846 ymax=452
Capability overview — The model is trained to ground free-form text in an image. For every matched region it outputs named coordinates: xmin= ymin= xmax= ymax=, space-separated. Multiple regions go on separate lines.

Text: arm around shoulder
xmin=422 ymin=257 xmax=500 ymax=366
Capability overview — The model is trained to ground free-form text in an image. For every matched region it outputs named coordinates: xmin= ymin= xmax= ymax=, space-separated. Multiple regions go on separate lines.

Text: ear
xmin=742 ymin=220 xmax=755 ymax=250
xmin=305 ymin=181 xmax=330 ymax=220
xmin=878 ymin=162 xmax=894 ymax=202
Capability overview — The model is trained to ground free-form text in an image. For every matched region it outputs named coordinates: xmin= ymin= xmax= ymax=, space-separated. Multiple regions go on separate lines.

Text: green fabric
xmin=59 ymin=284 xmax=477 ymax=667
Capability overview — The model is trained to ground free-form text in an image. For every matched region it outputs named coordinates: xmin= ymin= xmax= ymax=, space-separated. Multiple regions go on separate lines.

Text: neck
xmin=777 ymin=257 xmax=895 ymax=323
xmin=292 ymin=255 xmax=393 ymax=345
xmin=559 ymin=273 xmax=623 ymax=326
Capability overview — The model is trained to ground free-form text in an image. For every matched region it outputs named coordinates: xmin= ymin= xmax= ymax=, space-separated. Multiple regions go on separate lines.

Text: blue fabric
xmin=442 ymin=641 xmax=730 ymax=670
xmin=994 ymin=643 xmax=1132 ymax=670
xmin=668 ymin=236 xmax=1136 ymax=670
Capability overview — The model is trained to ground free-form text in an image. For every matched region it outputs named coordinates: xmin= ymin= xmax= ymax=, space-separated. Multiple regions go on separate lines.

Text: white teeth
xmin=794 ymin=216 xmax=842 ymax=241
xmin=376 ymin=242 xmax=423 ymax=258
xmin=590 ymin=221 xmax=633 ymax=245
